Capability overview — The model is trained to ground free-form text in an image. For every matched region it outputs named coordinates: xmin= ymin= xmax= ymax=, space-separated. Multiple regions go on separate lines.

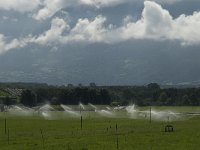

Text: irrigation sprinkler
xmin=164 ymin=125 xmax=174 ymax=132
xmin=40 ymin=129 xmax=45 ymax=149
xmin=116 ymin=135 xmax=119 ymax=150
xmin=167 ymin=116 xmax=170 ymax=123
xmin=150 ymin=106 xmax=152 ymax=123
xmin=115 ymin=123 xmax=119 ymax=149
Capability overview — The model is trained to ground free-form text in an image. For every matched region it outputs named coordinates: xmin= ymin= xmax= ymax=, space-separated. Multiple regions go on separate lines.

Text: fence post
xmin=5 ymin=118 xmax=7 ymax=134
xmin=7 ymin=129 xmax=9 ymax=144
xmin=81 ymin=116 xmax=83 ymax=130
xmin=40 ymin=129 xmax=45 ymax=149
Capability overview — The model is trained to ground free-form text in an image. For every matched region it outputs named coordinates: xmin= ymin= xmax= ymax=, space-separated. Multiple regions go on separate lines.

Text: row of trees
xmin=3 ymin=83 xmax=200 ymax=107
xmin=20 ymin=87 xmax=111 ymax=107
xmin=108 ymin=83 xmax=200 ymax=106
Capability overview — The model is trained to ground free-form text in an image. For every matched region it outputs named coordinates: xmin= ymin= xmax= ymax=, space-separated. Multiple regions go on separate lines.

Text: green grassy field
xmin=0 ymin=107 xmax=200 ymax=150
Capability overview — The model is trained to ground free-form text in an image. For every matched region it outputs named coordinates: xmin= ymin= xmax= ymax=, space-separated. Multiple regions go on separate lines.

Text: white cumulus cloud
xmin=0 ymin=0 xmax=182 ymax=20
xmin=80 ymin=0 xmax=181 ymax=7
xmin=1 ymin=0 xmax=200 ymax=54
xmin=0 ymin=34 xmax=29 ymax=54
xmin=33 ymin=15 xmax=107 ymax=44
xmin=33 ymin=0 xmax=74 ymax=20
xmin=0 ymin=0 xmax=40 ymax=12
xmin=33 ymin=17 xmax=69 ymax=44
xmin=33 ymin=1 xmax=200 ymax=45
xmin=33 ymin=0 xmax=182 ymax=20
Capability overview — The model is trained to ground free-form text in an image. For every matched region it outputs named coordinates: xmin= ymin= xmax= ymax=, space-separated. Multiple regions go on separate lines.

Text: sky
xmin=0 ymin=0 xmax=200 ymax=85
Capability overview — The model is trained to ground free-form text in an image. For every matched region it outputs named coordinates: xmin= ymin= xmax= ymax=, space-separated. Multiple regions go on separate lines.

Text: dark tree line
xmin=109 ymin=83 xmax=200 ymax=106
xmin=20 ymin=87 xmax=111 ymax=107
xmin=3 ymin=83 xmax=200 ymax=107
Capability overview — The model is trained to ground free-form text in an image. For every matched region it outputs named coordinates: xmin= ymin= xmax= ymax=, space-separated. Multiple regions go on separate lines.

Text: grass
xmin=0 ymin=107 xmax=200 ymax=150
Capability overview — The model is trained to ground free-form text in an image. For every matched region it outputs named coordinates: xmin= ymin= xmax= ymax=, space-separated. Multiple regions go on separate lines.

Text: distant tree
xmin=147 ymin=83 xmax=160 ymax=90
xmin=90 ymin=82 xmax=97 ymax=87
xmin=50 ymin=97 xmax=60 ymax=105
xmin=143 ymin=98 xmax=153 ymax=106
xmin=121 ymin=100 xmax=129 ymax=106
xmin=20 ymin=90 xmax=36 ymax=107
xmin=3 ymin=96 xmax=12 ymax=106
xmin=35 ymin=88 xmax=48 ymax=104
xmin=67 ymin=84 xmax=74 ymax=88
xmin=158 ymin=92 xmax=168 ymax=105
xmin=182 ymin=95 xmax=191 ymax=105
xmin=189 ymin=92 xmax=199 ymax=105
xmin=99 ymin=89 xmax=111 ymax=104
xmin=122 ymin=89 xmax=133 ymax=100
xmin=78 ymin=83 xmax=83 ymax=87
xmin=165 ymin=98 xmax=173 ymax=105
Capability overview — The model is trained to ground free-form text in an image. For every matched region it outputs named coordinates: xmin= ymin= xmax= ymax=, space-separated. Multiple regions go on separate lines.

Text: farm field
xmin=0 ymin=106 xmax=200 ymax=150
